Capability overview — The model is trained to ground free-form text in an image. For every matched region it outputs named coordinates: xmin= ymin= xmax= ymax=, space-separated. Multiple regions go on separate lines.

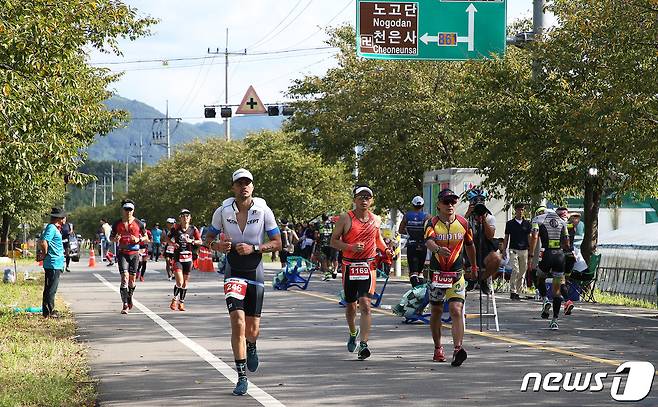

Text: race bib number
xmin=431 ymin=271 xmax=458 ymax=289
xmin=179 ymin=252 xmax=193 ymax=263
xmin=166 ymin=244 xmax=175 ymax=254
xmin=348 ymin=262 xmax=371 ymax=281
xmin=224 ymin=278 xmax=248 ymax=300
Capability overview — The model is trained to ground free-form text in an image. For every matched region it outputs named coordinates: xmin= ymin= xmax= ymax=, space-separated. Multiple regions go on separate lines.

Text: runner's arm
xmin=330 ymin=213 xmax=352 ymax=252
xmin=398 ymin=215 xmax=407 ymax=235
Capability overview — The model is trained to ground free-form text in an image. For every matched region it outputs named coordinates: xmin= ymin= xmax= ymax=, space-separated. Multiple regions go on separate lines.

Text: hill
xmin=86 ymin=96 xmax=285 ymax=163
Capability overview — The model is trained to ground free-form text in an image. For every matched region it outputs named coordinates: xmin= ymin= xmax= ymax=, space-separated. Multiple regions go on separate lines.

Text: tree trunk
xmin=0 ymin=214 xmax=10 ymax=257
xmin=581 ymin=178 xmax=602 ymax=264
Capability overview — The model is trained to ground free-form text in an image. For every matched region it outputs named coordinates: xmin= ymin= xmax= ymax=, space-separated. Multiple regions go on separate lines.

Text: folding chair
xmin=273 ymin=256 xmax=317 ymax=291
xmin=567 ymin=253 xmax=601 ymax=303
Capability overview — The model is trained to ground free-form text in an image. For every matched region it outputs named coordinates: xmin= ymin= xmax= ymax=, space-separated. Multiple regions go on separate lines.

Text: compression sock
xmin=173 ymin=285 xmax=180 ymax=299
xmin=128 ymin=286 xmax=135 ymax=303
xmin=120 ymin=286 xmax=128 ymax=304
xmin=538 ymin=280 xmax=548 ymax=298
xmin=179 ymin=288 xmax=187 ymax=302
xmin=553 ymin=296 xmax=563 ymax=319
xmin=560 ymin=284 xmax=569 ymax=299
xmin=235 ymin=359 xmax=247 ymax=379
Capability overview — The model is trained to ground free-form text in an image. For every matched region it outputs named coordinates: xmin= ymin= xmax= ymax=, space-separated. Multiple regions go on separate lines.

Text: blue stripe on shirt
xmin=266 ymin=227 xmax=280 ymax=239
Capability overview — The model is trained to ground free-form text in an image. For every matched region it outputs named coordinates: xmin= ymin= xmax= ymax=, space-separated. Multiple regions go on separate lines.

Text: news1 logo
xmin=520 ymin=361 xmax=655 ymax=402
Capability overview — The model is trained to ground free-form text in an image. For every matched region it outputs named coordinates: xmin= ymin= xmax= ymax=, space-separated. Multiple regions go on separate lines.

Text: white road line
xmin=93 ymin=273 xmax=285 ymax=407
xmin=494 ymin=294 xmax=658 ymax=323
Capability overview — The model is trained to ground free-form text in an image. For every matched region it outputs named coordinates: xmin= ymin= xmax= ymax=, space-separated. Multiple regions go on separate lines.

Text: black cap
xmin=438 ymin=188 xmax=458 ymax=200
xmin=50 ymin=207 xmax=67 ymax=218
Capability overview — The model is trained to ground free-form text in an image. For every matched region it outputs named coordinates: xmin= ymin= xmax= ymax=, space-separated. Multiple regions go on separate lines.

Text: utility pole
xmin=125 ymin=156 xmax=129 ymax=193
xmin=110 ymin=164 xmax=114 ymax=201
xmin=532 ymin=0 xmax=545 ymax=80
xmin=102 ymin=176 xmax=107 ymax=206
xmin=92 ymin=181 xmax=97 ymax=208
xmin=130 ymin=132 xmax=144 ymax=171
xmin=152 ymin=100 xmax=181 ymax=158
xmin=208 ymin=28 xmax=247 ymax=142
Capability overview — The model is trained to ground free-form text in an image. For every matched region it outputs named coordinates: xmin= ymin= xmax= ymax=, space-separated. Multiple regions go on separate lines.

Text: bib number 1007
xmin=224 ymin=278 xmax=247 ymax=300
xmin=349 ymin=263 xmax=371 ymax=281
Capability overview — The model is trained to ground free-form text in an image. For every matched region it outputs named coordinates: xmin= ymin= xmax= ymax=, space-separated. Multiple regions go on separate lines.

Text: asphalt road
xmin=58 ymin=259 xmax=658 ymax=406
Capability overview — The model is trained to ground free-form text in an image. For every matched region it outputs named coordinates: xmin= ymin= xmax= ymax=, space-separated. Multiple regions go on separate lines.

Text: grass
xmin=0 ymin=274 xmax=96 ymax=407
xmin=593 ymin=289 xmax=658 ymax=310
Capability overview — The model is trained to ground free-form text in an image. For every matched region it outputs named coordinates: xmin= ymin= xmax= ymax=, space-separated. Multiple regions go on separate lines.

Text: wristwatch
xmin=253 ymin=244 xmax=260 ymax=253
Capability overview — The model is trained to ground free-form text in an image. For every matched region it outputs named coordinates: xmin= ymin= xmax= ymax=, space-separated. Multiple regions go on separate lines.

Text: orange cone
xmin=88 ymin=249 xmax=96 ymax=268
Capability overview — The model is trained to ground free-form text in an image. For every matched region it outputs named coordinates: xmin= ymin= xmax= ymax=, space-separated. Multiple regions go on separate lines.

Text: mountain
xmin=86 ymin=96 xmax=285 ymax=163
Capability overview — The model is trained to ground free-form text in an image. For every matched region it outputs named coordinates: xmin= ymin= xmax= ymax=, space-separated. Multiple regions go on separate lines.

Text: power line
xmin=245 ymin=0 xmax=305 ymax=50
xmin=251 ymin=0 xmax=315 ymax=51
xmin=287 ymin=0 xmax=354 ymax=49
xmin=90 ymin=46 xmax=337 ymax=66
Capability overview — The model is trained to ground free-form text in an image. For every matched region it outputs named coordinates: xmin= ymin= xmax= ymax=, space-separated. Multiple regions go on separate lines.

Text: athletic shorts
xmin=428 ymin=271 xmax=466 ymax=305
xmin=406 ymin=245 xmax=427 ymax=275
xmin=320 ymin=246 xmax=337 ymax=261
xmin=117 ymin=252 xmax=139 ymax=275
xmin=342 ymin=260 xmax=376 ymax=303
xmin=224 ymin=278 xmax=264 ymax=317
xmin=173 ymin=261 xmax=193 ymax=274
xmin=537 ymin=249 xmax=566 ymax=284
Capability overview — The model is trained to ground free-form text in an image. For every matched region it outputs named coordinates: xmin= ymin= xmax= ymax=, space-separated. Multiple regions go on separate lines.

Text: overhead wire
xmin=250 ymin=0 xmax=315 ymax=51
xmin=244 ymin=0 xmax=305 ymax=51
xmin=286 ymin=0 xmax=354 ymax=49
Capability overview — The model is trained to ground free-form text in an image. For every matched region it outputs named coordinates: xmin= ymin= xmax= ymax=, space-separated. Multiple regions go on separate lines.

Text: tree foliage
xmin=286 ymin=26 xmax=471 ymax=210
xmin=0 ymin=0 xmax=155 ymax=252
xmin=72 ymin=131 xmax=352 ymax=237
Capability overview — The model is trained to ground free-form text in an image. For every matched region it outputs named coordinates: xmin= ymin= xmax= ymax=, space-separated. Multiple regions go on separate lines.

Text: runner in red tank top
xmin=331 ymin=185 xmax=389 ymax=361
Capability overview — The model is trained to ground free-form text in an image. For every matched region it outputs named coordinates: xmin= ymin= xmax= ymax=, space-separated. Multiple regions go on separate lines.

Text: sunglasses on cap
xmin=441 ymin=198 xmax=458 ymax=205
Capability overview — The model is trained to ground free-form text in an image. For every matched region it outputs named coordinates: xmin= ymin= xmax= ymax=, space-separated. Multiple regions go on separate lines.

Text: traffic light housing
xmin=267 ymin=105 xmax=280 ymax=116
xmin=204 ymin=107 xmax=216 ymax=118
xmin=220 ymin=107 xmax=232 ymax=118
xmin=282 ymin=105 xmax=295 ymax=116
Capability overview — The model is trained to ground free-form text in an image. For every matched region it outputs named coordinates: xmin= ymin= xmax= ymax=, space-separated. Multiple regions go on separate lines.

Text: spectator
xmin=100 ymin=219 xmax=114 ymax=266
xmin=38 ymin=207 xmax=67 ymax=318
xmin=502 ymin=203 xmax=532 ymax=300
xmin=151 ymin=223 xmax=163 ymax=262
xmin=279 ymin=220 xmax=298 ymax=268
xmin=61 ymin=220 xmax=74 ymax=273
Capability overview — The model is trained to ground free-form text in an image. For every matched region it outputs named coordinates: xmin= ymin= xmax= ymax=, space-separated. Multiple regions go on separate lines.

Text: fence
xmin=596 ymin=244 xmax=658 ymax=304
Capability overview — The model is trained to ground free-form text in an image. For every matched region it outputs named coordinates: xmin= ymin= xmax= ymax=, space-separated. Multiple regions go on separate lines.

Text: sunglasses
xmin=441 ymin=198 xmax=458 ymax=206
xmin=122 ymin=207 xmax=133 ymax=211
xmin=355 ymin=195 xmax=372 ymax=201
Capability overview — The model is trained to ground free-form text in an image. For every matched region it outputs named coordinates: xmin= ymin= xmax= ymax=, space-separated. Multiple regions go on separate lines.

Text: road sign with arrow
xmin=356 ymin=0 xmax=506 ymax=61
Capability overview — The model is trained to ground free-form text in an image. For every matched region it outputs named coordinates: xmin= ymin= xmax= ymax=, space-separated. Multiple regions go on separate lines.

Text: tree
xmin=286 ymin=26 xmax=471 ymax=210
xmin=77 ymin=131 xmax=353 ymax=233
xmin=0 ymin=0 xmax=155 ymax=254
xmin=448 ymin=1 xmax=658 ymax=262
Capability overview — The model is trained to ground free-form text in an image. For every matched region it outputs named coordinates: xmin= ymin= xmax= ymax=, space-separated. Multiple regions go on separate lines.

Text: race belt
xmin=430 ymin=270 xmax=462 ymax=289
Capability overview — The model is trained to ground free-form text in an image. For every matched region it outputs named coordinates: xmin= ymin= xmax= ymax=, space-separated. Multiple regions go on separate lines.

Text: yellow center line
xmin=291 ymin=289 xmax=657 ymax=374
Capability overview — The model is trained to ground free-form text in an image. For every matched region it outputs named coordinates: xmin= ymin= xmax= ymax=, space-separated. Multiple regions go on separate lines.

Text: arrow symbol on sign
xmin=420 ymin=33 xmax=438 ymax=45
xmin=462 ymin=3 xmax=477 ymax=52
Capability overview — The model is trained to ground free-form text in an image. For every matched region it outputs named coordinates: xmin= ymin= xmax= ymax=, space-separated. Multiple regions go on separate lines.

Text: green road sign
xmin=356 ymin=0 xmax=506 ymax=61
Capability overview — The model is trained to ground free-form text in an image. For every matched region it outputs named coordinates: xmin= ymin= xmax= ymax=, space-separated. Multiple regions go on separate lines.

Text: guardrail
xmin=597 ymin=244 xmax=658 ymax=304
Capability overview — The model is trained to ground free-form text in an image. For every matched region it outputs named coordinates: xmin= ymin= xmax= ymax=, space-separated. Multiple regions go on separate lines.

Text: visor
xmin=354 ymin=186 xmax=373 ymax=197
xmin=122 ymin=203 xmax=135 ymax=210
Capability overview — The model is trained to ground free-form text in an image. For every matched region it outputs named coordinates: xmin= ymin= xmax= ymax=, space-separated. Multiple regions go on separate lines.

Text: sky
xmin=90 ymin=1 xmax=553 ymax=123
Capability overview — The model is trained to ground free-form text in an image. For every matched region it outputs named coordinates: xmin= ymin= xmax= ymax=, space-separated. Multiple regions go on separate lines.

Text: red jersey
xmin=342 ymin=211 xmax=379 ymax=262
xmin=111 ymin=219 xmax=146 ymax=255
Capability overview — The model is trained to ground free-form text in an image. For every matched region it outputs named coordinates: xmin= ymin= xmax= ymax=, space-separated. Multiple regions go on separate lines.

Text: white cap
xmin=232 ymin=168 xmax=253 ymax=183
xmin=354 ymin=186 xmax=373 ymax=197
xmin=166 ymin=217 xmax=176 ymax=224
xmin=412 ymin=196 xmax=424 ymax=206
xmin=122 ymin=202 xmax=135 ymax=210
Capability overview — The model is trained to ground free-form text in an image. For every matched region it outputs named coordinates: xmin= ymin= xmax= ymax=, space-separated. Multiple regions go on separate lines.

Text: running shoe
xmin=347 ymin=328 xmax=359 ymax=353
xmin=246 ymin=343 xmax=259 ymax=372
xmin=541 ymin=300 xmax=552 ymax=319
xmin=549 ymin=319 xmax=559 ymax=330
xmin=357 ymin=341 xmax=370 ymax=360
xmin=332 ymin=271 xmax=337 ymax=279
xmin=139 ymin=275 xmax=144 ymax=282
xmin=232 ymin=377 xmax=248 ymax=396
xmin=451 ymin=346 xmax=467 ymax=367
xmin=121 ymin=304 xmax=129 ymax=314
xmin=433 ymin=346 xmax=446 ymax=362
xmin=177 ymin=302 xmax=185 ymax=311
xmin=170 ymin=298 xmax=177 ymax=311
xmin=322 ymin=273 xmax=331 ymax=281
xmin=564 ymin=300 xmax=574 ymax=315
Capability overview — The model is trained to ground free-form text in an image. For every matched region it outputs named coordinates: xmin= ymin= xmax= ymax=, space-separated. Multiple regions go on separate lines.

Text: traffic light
xmin=267 ymin=105 xmax=280 ymax=116
xmin=204 ymin=107 xmax=216 ymax=118
xmin=220 ymin=107 xmax=232 ymax=118
xmin=282 ymin=105 xmax=295 ymax=116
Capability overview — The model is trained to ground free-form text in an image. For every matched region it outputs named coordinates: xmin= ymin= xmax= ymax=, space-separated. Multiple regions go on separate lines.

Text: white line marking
xmin=494 ymin=294 xmax=658 ymax=323
xmin=93 ymin=273 xmax=285 ymax=407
